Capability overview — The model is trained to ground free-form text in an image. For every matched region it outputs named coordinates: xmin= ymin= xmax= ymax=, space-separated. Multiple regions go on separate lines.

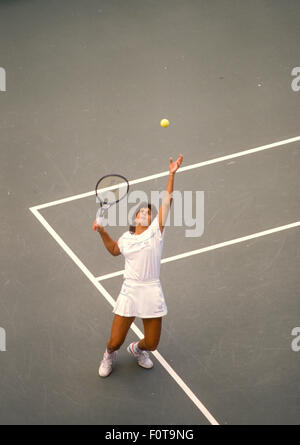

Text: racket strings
xmin=96 ymin=175 xmax=128 ymax=205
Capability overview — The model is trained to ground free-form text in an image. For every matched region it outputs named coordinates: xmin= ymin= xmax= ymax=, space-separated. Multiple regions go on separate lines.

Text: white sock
xmin=105 ymin=348 xmax=114 ymax=355
xmin=133 ymin=342 xmax=142 ymax=353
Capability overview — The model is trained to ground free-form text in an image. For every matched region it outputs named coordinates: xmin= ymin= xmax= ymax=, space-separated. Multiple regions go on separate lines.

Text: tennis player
xmin=94 ymin=154 xmax=183 ymax=377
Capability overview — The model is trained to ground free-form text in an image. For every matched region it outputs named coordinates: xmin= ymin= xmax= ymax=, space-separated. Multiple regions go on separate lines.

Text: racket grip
xmin=96 ymin=216 xmax=104 ymax=226
xmin=95 ymin=207 xmax=105 ymax=227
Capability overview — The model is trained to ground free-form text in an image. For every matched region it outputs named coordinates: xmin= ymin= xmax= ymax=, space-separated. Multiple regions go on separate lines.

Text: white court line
xmin=29 ymin=207 xmax=219 ymax=426
xmin=96 ymin=270 xmax=124 ymax=281
xmin=95 ymin=221 xmax=300 ymax=281
xmin=30 ymin=136 xmax=300 ymax=210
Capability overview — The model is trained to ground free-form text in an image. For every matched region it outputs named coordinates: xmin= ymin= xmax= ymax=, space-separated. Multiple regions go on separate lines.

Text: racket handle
xmin=96 ymin=216 xmax=104 ymax=226
xmin=95 ymin=207 xmax=105 ymax=227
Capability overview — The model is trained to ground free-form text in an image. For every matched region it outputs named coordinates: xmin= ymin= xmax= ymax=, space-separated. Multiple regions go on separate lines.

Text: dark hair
xmin=129 ymin=202 xmax=157 ymax=234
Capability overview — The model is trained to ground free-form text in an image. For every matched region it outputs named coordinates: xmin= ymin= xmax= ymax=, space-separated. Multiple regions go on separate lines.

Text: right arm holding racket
xmin=158 ymin=154 xmax=183 ymax=233
xmin=93 ymin=221 xmax=121 ymax=256
xmin=93 ymin=174 xmax=129 ymax=257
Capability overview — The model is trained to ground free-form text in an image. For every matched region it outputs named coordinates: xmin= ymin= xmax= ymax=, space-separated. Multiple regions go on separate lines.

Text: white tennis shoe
xmin=127 ymin=342 xmax=154 ymax=369
xmin=98 ymin=349 xmax=118 ymax=377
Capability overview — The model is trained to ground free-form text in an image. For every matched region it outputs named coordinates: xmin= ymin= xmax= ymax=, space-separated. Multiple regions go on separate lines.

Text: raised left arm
xmin=158 ymin=154 xmax=183 ymax=233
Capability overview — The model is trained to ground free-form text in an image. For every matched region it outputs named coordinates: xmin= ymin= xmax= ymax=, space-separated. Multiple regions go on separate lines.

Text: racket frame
xmin=95 ymin=173 xmax=129 ymax=223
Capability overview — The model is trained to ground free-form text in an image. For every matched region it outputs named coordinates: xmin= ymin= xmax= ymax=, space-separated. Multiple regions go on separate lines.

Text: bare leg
xmin=106 ymin=314 xmax=135 ymax=352
xmin=138 ymin=317 xmax=162 ymax=351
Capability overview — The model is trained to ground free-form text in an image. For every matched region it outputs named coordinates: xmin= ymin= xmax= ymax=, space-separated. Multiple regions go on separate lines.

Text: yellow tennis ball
xmin=160 ymin=118 xmax=170 ymax=128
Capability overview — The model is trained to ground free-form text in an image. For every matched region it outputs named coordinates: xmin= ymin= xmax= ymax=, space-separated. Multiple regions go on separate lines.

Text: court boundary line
xmin=30 ymin=135 xmax=300 ymax=211
xmin=95 ymin=221 xmax=300 ymax=281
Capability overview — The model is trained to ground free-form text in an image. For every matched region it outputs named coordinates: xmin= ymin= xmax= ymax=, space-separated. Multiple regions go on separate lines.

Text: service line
xmin=31 ymin=136 xmax=300 ymax=211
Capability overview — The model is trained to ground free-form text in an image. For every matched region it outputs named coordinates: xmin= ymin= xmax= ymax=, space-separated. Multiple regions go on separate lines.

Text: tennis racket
xmin=94 ymin=174 xmax=129 ymax=228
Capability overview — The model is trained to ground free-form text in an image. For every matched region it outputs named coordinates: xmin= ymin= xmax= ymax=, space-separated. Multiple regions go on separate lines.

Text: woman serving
xmin=93 ymin=154 xmax=183 ymax=377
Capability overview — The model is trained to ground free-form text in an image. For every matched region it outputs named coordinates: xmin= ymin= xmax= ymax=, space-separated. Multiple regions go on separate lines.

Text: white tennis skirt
xmin=113 ymin=278 xmax=168 ymax=318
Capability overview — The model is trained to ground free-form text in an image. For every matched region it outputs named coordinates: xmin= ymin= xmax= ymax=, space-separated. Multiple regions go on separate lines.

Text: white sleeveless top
xmin=117 ymin=215 xmax=165 ymax=281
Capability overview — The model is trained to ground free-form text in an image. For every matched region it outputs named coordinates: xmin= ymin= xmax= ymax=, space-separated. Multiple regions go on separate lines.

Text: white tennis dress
xmin=113 ymin=215 xmax=168 ymax=318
